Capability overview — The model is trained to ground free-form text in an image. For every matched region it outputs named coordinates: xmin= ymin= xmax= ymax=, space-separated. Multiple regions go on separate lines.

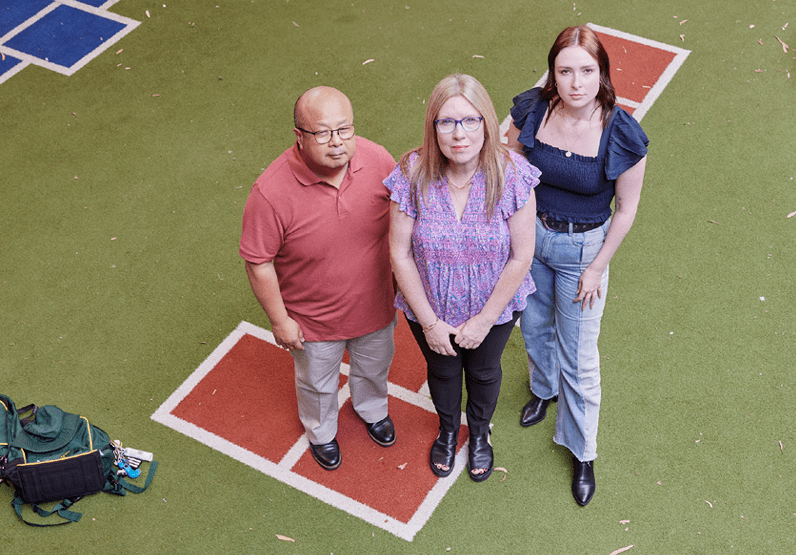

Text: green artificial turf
xmin=1 ymin=0 xmax=794 ymax=553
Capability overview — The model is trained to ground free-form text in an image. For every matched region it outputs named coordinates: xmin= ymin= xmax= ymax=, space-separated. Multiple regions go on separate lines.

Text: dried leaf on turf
xmin=788 ymin=210 xmax=796 ymax=218
xmin=397 ymin=462 xmax=407 ymax=470
xmin=494 ymin=467 xmax=508 ymax=481
xmin=775 ymin=36 xmax=789 ymax=53
xmin=292 ymin=21 xmax=299 ymax=27
xmin=619 ymin=520 xmax=630 ymax=524
xmin=276 ymin=534 xmax=295 ymax=542
xmin=610 ymin=546 xmax=635 ymax=555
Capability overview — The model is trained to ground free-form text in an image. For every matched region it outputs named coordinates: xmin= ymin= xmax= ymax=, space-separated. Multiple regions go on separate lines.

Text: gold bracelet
xmin=422 ymin=317 xmax=439 ymax=333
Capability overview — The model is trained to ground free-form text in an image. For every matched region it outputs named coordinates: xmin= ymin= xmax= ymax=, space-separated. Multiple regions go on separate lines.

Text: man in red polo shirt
xmin=240 ymin=86 xmax=397 ymax=471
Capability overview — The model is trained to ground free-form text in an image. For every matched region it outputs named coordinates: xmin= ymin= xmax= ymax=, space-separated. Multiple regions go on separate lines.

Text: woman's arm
xmin=389 ymin=202 xmax=459 ymax=356
xmin=454 ymin=190 xmax=536 ymax=349
xmin=575 ymin=156 xmax=647 ymax=309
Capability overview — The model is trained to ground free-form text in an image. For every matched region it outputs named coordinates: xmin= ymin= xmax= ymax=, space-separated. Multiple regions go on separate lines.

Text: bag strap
xmin=10 ymin=460 xmax=158 ymax=526
xmin=118 ymin=460 xmax=158 ymax=494
xmin=12 ymin=495 xmax=82 ymax=527
xmin=17 ymin=405 xmax=37 ymax=427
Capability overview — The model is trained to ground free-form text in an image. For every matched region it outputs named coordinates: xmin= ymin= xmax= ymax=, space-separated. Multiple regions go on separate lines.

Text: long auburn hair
xmin=399 ymin=73 xmax=511 ymax=220
xmin=541 ymin=26 xmax=616 ymax=128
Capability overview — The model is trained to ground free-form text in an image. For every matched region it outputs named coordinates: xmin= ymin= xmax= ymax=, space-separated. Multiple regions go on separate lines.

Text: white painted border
xmin=587 ymin=23 xmax=691 ymax=121
xmin=151 ymin=320 xmax=471 ymax=542
xmin=0 ymin=0 xmax=140 ymax=83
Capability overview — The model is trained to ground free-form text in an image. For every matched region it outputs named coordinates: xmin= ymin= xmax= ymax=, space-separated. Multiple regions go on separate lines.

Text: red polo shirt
xmin=240 ymin=137 xmax=396 ymax=342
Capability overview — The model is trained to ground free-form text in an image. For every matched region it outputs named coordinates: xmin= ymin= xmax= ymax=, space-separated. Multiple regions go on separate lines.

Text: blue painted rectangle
xmin=0 ymin=0 xmax=52 ymax=36
xmin=5 ymin=5 xmax=125 ymax=68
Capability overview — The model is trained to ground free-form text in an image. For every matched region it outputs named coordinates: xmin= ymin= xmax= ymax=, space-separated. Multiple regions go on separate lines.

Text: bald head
xmin=294 ymin=86 xmax=353 ymax=129
xmin=292 ymin=86 xmax=357 ymax=181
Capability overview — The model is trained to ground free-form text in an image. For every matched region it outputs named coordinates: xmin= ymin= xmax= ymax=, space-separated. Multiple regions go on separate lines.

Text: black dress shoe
xmin=430 ymin=429 xmax=458 ymax=477
xmin=468 ymin=432 xmax=493 ymax=483
xmin=366 ymin=415 xmax=396 ymax=447
xmin=309 ymin=439 xmax=341 ymax=470
xmin=572 ymin=456 xmax=595 ymax=506
xmin=519 ymin=395 xmax=558 ymax=427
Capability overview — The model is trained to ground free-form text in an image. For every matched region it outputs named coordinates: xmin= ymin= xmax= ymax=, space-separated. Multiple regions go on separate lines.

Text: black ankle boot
xmin=519 ymin=395 xmax=557 ymax=427
xmin=572 ymin=456 xmax=595 ymax=506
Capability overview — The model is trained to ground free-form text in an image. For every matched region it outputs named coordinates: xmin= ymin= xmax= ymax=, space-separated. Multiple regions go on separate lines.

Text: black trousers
xmin=407 ymin=312 xmax=520 ymax=437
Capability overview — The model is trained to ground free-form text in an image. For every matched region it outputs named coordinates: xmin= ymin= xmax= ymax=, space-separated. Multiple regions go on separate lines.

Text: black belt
xmin=538 ymin=211 xmax=605 ymax=233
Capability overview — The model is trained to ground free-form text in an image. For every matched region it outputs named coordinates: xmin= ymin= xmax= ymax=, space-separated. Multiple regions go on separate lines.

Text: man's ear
xmin=293 ymin=127 xmax=303 ymax=148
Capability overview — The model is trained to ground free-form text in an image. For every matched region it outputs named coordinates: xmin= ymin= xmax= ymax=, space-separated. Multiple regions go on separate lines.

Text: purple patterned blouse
xmin=385 ymin=150 xmax=541 ymax=327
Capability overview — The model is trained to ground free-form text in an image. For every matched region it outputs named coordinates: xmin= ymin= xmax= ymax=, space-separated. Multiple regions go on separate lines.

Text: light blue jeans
xmin=520 ymin=216 xmax=611 ymax=462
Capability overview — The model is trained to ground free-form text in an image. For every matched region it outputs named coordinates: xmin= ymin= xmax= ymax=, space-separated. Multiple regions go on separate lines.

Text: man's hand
xmin=272 ymin=317 xmax=305 ymax=350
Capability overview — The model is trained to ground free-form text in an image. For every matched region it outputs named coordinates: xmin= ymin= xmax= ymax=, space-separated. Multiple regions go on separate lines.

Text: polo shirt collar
xmin=287 ymin=138 xmax=361 ymax=187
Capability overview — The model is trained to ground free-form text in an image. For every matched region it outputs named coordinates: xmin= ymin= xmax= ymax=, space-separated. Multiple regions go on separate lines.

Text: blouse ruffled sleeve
xmin=499 ymin=150 xmax=541 ymax=219
xmin=605 ymin=107 xmax=649 ymax=181
xmin=383 ymin=156 xmax=417 ymax=219
xmin=510 ymin=87 xmax=544 ymax=150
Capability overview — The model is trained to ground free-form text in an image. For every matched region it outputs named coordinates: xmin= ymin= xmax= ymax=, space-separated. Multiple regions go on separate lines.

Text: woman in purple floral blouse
xmin=385 ymin=74 xmax=540 ymax=482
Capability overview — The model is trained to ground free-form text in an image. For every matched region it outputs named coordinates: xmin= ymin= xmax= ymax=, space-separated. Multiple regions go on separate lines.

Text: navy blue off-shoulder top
xmin=510 ymin=87 xmax=649 ymax=223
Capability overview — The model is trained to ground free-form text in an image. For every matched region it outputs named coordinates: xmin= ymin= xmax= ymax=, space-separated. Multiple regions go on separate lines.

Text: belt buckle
xmin=539 ymin=213 xmax=554 ymax=231
xmin=540 ymin=213 xmax=566 ymax=233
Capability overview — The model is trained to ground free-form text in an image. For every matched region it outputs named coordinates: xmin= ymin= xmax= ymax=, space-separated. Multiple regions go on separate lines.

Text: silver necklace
xmin=560 ymin=109 xmax=592 ymax=158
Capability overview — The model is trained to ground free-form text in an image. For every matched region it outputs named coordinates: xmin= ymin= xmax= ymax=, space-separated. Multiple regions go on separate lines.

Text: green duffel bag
xmin=1 ymin=394 xmax=26 ymax=461
xmin=0 ymin=398 xmax=157 ymax=526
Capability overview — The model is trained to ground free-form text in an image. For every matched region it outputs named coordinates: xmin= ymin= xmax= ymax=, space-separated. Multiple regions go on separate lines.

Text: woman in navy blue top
xmin=507 ymin=25 xmax=648 ymax=506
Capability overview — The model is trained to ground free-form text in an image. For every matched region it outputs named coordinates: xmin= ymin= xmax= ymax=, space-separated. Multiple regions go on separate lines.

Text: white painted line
xmin=151 ymin=326 xmax=246 ymax=416
xmin=388 ymin=380 xmax=436 ymax=413
xmin=278 ymin=433 xmax=310 ymax=469
xmin=617 ymin=96 xmax=640 ymax=109
xmin=503 ymin=24 xmax=690 ymax=127
xmin=0 ymin=57 xmax=29 ymax=85
xmin=587 ymin=22 xmax=691 ymax=121
xmin=152 ymin=320 xmax=467 ymax=542
xmin=0 ymin=3 xmax=59 ymax=44
xmin=0 ymin=0 xmax=140 ymax=80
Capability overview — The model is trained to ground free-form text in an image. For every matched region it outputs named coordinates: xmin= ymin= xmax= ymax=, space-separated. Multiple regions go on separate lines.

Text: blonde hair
xmin=399 ymin=74 xmax=511 ymax=220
